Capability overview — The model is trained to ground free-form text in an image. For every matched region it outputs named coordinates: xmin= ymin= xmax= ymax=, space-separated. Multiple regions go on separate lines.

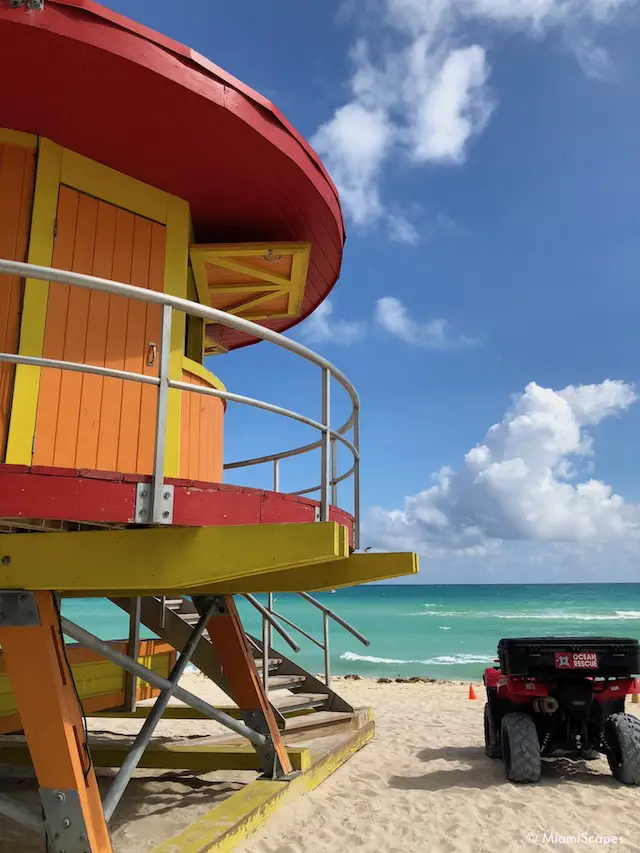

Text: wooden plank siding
xmin=0 ymin=142 xmax=36 ymax=459
xmin=0 ymin=639 xmax=176 ymax=735
xmin=33 ymin=187 xmax=166 ymax=472
xmin=179 ymin=368 xmax=224 ymax=482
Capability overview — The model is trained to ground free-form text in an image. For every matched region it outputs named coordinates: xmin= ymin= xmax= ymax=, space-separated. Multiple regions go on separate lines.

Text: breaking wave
xmin=408 ymin=610 xmax=640 ymax=621
xmin=340 ymin=651 xmax=494 ymax=666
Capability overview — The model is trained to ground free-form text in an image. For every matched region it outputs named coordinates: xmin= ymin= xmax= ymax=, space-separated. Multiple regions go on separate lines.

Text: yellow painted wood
xmin=207 ymin=551 xmax=420 ymax=594
xmin=0 ymin=522 xmax=350 ymax=594
xmin=90 ymin=705 xmax=314 ymax=721
xmin=0 ymin=127 xmax=37 ymax=148
xmin=182 ymin=357 xmax=227 ymax=392
xmin=204 ymin=333 xmax=228 ymax=356
xmin=0 ymin=742 xmax=311 ymax=773
xmin=149 ymin=716 xmax=375 ymax=853
xmin=60 ymin=148 xmax=169 ymax=223
xmin=0 ymin=650 xmax=172 ymax=717
xmin=151 ymin=781 xmax=290 ymax=853
xmin=163 ymin=195 xmax=191 ymax=478
xmin=4 ymin=138 xmax=62 ymax=464
xmin=190 ymin=242 xmax=309 ymax=322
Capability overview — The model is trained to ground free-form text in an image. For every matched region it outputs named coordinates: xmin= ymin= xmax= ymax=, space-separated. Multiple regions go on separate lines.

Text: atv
xmin=483 ymin=636 xmax=640 ymax=784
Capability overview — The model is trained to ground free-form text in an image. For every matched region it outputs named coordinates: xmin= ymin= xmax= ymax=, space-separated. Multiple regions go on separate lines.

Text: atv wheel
xmin=501 ymin=712 xmax=541 ymax=783
xmin=605 ymin=713 xmax=640 ymax=785
xmin=484 ymin=703 xmax=501 ymax=759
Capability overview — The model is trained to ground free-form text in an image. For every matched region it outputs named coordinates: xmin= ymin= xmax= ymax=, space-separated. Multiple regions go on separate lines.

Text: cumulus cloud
xmin=299 ymin=300 xmax=366 ymax=345
xmin=363 ymin=380 xmax=640 ymax=559
xmin=375 ymin=296 xmax=478 ymax=349
xmin=313 ymin=0 xmax=635 ymax=230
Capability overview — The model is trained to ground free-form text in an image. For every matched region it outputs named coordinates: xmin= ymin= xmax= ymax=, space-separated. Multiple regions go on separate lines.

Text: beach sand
xmin=237 ymin=678 xmax=640 ymax=853
xmin=2 ymin=675 xmax=640 ymax=852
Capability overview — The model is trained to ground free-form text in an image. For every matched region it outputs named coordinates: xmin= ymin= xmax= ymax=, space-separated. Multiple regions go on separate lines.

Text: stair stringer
xmin=110 ymin=597 xmax=287 ymax=730
xmin=247 ymin=634 xmax=354 ymax=714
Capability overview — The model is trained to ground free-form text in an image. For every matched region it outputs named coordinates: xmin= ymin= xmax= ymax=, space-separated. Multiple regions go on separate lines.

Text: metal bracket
xmin=314 ymin=506 xmax=321 ymax=522
xmin=40 ymin=789 xmax=92 ymax=853
xmin=134 ymin=482 xmax=174 ymax=524
xmin=0 ymin=591 xmax=40 ymax=627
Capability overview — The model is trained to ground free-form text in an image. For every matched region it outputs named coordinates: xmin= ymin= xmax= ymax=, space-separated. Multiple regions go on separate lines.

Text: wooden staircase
xmin=111 ymin=595 xmax=356 ymax=737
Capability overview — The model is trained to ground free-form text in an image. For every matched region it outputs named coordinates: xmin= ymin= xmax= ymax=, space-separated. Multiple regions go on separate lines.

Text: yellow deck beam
xmin=205 ymin=551 xmax=420 ymax=594
xmin=0 ymin=740 xmax=312 ymax=773
xmin=90 ymin=705 xmax=314 ymax=721
xmin=0 ymin=523 xmax=350 ymax=595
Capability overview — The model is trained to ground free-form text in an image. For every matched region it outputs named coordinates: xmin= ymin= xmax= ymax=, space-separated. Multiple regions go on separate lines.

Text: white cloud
xmin=387 ymin=213 xmax=421 ymax=244
xmin=312 ymin=102 xmax=392 ymax=225
xmin=314 ymin=0 xmax=635 ymax=231
xmin=375 ymin=296 xmax=478 ymax=349
xmin=299 ymin=300 xmax=366 ymax=345
xmin=363 ymin=380 xmax=640 ymax=561
xmin=407 ymin=44 xmax=493 ymax=164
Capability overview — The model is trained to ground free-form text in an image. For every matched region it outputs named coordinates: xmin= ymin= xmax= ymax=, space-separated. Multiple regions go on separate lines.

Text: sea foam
xmin=341 ymin=651 xmax=494 ymax=666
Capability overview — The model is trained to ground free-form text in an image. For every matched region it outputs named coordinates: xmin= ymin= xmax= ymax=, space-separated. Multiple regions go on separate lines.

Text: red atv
xmin=483 ymin=637 xmax=640 ymax=784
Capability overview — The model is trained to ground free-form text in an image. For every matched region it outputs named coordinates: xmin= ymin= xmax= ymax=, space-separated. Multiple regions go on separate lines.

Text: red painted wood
xmin=0 ymin=469 xmax=355 ymax=539
xmin=0 ymin=1 xmax=345 ymax=352
xmin=0 ymin=472 xmax=136 ymax=523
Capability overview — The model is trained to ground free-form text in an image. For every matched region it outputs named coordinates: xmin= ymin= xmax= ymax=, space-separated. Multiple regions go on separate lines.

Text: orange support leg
xmin=194 ymin=594 xmax=293 ymax=777
xmin=0 ymin=591 xmax=113 ymax=851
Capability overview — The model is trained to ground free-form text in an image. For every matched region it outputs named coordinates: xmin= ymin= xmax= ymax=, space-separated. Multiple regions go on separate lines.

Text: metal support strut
xmin=102 ymin=598 xmax=219 ymax=821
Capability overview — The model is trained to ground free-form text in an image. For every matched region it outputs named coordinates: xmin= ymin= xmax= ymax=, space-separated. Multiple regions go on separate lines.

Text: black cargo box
xmin=497 ymin=637 xmax=640 ymax=679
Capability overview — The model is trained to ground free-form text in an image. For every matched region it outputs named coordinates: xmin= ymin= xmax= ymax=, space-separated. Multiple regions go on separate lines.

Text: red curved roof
xmin=0 ymin=0 xmax=345 ymax=350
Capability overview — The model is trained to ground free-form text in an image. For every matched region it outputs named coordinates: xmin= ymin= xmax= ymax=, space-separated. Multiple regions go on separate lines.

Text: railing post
xmin=323 ymin=611 xmax=331 ymax=688
xmin=261 ymin=595 xmax=270 ymax=693
xmin=123 ymin=597 xmax=141 ymax=713
xmin=330 ymin=437 xmax=338 ymax=507
xmin=273 ymin=458 xmax=280 ymax=493
xmin=353 ymin=404 xmax=360 ymax=549
xmin=151 ymin=304 xmax=173 ymax=525
xmin=320 ymin=367 xmax=331 ymax=522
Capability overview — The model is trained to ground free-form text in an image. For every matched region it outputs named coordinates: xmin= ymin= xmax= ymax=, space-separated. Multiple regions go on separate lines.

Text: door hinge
xmin=53 ymin=218 xmax=58 ymax=238
xmin=31 ymin=434 xmax=36 ymax=456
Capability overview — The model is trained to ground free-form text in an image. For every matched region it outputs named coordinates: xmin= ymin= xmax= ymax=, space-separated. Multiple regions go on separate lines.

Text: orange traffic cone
xmin=468 ymin=684 xmax=477 ymax=700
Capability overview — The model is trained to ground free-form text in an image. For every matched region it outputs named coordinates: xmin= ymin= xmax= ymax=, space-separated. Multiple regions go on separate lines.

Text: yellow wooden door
xmin=0 ymin=142 xmax=36 ymax=460
xmin=33 ymin=187 xmax=166 ymax=473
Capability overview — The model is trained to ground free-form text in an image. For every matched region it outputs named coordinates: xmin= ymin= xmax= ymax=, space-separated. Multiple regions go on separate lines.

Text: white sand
xmin=3 ymin=675 xmax=640 ymax=852
xmin=238 ymin=679 xmax=640 ymax=853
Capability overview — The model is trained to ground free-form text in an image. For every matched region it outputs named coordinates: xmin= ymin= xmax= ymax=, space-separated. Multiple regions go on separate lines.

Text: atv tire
xmin=484 ymin=703 xmax=502 ymax=759
xmin=605 ymin=713 xmax=640 ymax=785
xmin=501 ymin=712 xmax=541 ymax=783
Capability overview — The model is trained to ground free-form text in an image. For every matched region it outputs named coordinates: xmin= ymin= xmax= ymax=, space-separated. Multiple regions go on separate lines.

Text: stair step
xmin=271 ymin=692 xmax=327 ymax=713
xmin=255 ymin=657 xmax=282 ymax=673
xmin=283 ymin=710 xmax=354 ymax=734
xmin=163 ymin=597 xmax=185 ymax=610
xmin=265 ymin=675 xmax=306 ymax=691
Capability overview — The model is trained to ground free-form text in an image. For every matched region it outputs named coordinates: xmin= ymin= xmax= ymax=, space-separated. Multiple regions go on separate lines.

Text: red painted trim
xmin=0 ymin=2 xmax=346 ymax=351
xmin=0 ymin=468 xmax=354 ymax=544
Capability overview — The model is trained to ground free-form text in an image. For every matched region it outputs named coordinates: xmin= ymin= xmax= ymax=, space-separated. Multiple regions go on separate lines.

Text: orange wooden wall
xmin=0 ymin=142 xmax=36 ymax=460
xmin=180 ymin=368 xmax=224 ymax=482
xmin=34 ymin=186 xmax=166 ymax=472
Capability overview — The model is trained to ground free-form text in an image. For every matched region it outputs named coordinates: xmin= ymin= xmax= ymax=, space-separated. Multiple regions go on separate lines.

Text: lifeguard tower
xmin=0 ymin=2 xmax=418 ymax=850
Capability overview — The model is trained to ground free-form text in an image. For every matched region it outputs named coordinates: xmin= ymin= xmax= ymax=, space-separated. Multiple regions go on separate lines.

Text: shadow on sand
xmin=388 ymin=745 xmax=621 ymax=792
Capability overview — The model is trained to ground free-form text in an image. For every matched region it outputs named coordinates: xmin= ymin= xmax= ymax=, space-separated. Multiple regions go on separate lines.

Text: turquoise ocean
xmin=62 ymin=584 xmax=640 ymax=682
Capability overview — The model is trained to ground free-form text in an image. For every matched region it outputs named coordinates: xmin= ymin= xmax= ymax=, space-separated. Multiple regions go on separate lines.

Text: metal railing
xmin=0 ymin=259 xmax=360 ymax=546
xmin=247 ymin=591 xmax=370 ymax=690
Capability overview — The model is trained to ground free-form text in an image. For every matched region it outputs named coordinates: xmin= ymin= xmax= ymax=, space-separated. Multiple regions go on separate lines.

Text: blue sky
xmin=111 ymin=1 xmax=640 ymax=583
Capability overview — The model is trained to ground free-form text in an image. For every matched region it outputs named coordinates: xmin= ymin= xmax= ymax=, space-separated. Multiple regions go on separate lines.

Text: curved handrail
xmin=0 ymin=258 xmax=360 ymax=545
xmin=0 ymin=260 xmax=359 ymax=406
